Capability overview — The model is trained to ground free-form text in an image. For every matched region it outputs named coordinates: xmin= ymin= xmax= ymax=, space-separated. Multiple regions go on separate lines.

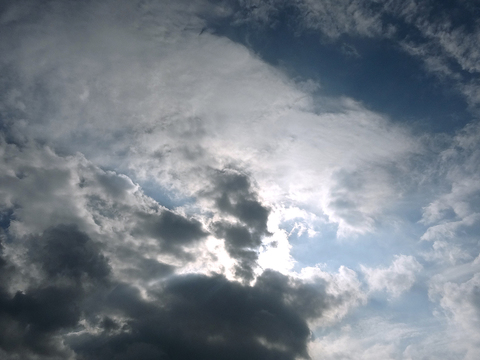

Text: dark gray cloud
xmin=212 ymin=169 xmax=270 ymax=234
xmin=30 ymin=224 xmax=110 ymax=282
xmin=0 ymin=225 xmax=112 ymax=358
xmin=0 ymin=235 xmax=11 ymax=285
xmin=0 ymin=138 xmax=363 ymax=359
xmin=0 ymin=286 xmax=80 ymax=357
xmin=213 ymin=222 xmax=262 ymax=281
xmin=207 ymin=169 xmax=271 ymax=281
xmin=0 ymin=232 xmax=334 ymax=360
xmin=122 ymin=257 xmax=175 ymax=281
xmin=70 ymin=270 xmax=330 ymax=360
xmin=134 ymin=210 xmax=208 ymax=259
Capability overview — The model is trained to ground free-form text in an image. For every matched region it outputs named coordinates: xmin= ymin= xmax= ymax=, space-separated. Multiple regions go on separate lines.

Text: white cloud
xmin=362 ymin=255 xmax=422 ymax=297
xmin=0 ymin=0 xmax=419 ymax=239
xmin=236 ymin=0 xmax=387 ymax=39
xmin=419 ymin=123 xmax=480 ymax=265
xmin=430 ymin=272 xmax=480 ymax=359
xmin=297 ymin=264 xmax=367 ymax=326
xmin=422 ymin=240 xmax=473 ymax=265
xmin=385 ymin=1 xmax=480 ymax=107
xmin=308 ymin=317 xmax=426 ymax=360
xmin=310 ymin=334 xmax=396 ymax=360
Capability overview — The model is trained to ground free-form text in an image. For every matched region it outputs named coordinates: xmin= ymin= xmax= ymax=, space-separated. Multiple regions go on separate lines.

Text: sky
xmin=0 ymin=0 xmax=480 ymax=359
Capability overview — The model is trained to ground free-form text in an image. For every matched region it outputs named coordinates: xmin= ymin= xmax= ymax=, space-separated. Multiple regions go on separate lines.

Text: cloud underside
xmin=0 ymin=223 xmax=333 ymax=360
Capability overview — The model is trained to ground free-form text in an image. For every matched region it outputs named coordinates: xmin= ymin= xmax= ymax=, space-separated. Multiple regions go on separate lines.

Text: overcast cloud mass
xmin=1 ymin=0 xmax=480 ymax=359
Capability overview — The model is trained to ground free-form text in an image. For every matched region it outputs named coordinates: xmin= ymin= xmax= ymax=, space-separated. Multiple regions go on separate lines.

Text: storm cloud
xmin=134 ymin=210 xmax=208 ymax=259
xmin=0 ymin=223 xmax=335 ymax=360
xmin=70 ymin=270 xmax=330 ymax=360
xmin=30 ymin=225 xmax=110 ymax=282
xmin=0 ymin=225 xmax=110 ymax=358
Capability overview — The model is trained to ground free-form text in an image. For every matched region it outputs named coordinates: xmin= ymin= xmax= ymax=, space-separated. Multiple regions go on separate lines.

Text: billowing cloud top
xmin=1 ymin=0 xmax=480 ymax=359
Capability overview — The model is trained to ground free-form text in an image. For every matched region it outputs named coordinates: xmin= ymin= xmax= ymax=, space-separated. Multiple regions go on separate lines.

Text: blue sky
xmin=213 ymin=9 xmax=472 ymax=133
xmin=1 ymin=1 xmax=480 ymax=359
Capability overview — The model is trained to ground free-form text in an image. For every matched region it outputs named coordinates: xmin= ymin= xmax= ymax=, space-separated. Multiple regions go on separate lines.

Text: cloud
xmin=308 ymin=316 xmax=443 ymax=360
xmin=2 ymin=1 xmax=480 ymax=359
xmin=297 ymin=265 xmax=366 ymax=325
xmin=0 ymin=286 xmax=80 ymax=358
xmin=0 ymin=0 xmax=418 ymax=238
xmin=68 ymin=270 xmax=339 ymax=360
xmin=206 ymin=169 xmax=272 ymax=281
xmin=0 ymin=224 xmax=110 ymax=359
xmin=419 ymin=122 xmax=480 ymax=265
xmin=0 ymin=134 xmax=211 ymax=267
xmin=232 ymin=0 xmax=385 ymax=39
xmin=210 ymin=169 xmax=271 ymax=235
xmin=422 ymin=240 xmax=473 ymax=266
xmin=29 ymin=224 xmax=110 ymax=282
xmin=0 ymin=265 xmax=349 ymax=360
xmin=134 ymin=210 xmax=208 ymax=259
xmin=298 ymin=0 xmax=386 ymax=39
xmin=429 ymin=272 xmax=480 ymax=359
xmin=362 ymin=255 xmax=423 ymax=297
xmin=232 ymin=0 xmax=480 ymax=109
xmin=0 ymin=130 xmax=365 ymax=359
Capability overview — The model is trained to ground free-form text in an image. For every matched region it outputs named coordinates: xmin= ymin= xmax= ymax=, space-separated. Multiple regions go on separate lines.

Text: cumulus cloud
xmin=30 ymin=225 xmax=110 ymax=283
xmin=69 ymin=271 xmax=326 ymax=360
xmin=133 ymin=210 xmax=208 ymax=260
xmin=308 ymin=315 xmax=449 ymax=360
xmin=362 ymin=255 xmax=423 ymax=297
xmin=429 ymin=272 xmax=480 ymax=359
xmin=297 ymin=265 xmax=367 ymax=326
xmin=0 ymin=224 xmax=111 ymax=359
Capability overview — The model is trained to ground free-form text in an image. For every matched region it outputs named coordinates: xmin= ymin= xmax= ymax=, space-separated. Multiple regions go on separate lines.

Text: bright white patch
xmin=257 ymin=229 xmax=295 ymax=274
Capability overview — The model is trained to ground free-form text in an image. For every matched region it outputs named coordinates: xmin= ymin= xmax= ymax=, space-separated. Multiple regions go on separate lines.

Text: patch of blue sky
xmin=137 ymin=179 xmax=196 ymax=210
xmin=0 ymin=208 xmax=14 ymax=231
xmin=284 ymin=218 xmax=425 ymax=273
xmin=422 ymin=0 xmax=480 ymax=33
xmin=207 ymin=8 xmax=473 ymax=134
